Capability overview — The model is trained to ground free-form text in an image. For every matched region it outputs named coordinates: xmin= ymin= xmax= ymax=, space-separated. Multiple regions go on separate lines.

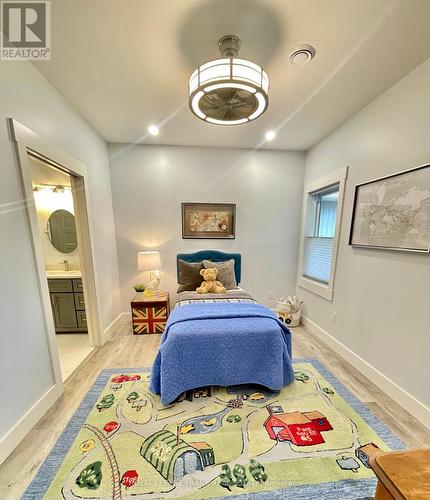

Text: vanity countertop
xmin=46 ymin=270 xmax=82 ymax=279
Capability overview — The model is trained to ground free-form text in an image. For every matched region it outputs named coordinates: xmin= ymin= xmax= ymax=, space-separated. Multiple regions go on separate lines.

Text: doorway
xmin=29 ymin=156 xmax=94 ymax=381
xmin=4 ymin=118 xmax=104 ymax=462
xmin=10 ymin=118 xmax=103 ymax=397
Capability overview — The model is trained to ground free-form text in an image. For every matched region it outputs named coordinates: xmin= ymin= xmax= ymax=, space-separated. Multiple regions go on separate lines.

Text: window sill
xmin=297 ymin=276 xmax=334 ymax=301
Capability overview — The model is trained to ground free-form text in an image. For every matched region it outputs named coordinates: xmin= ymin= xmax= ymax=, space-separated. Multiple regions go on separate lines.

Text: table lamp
xmin=137 ymin=251 xmax=161 ymax=294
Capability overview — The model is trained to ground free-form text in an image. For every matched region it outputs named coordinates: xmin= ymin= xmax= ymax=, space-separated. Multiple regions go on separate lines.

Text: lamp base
xmin=145 ymin=270 xmax=161 ymax=293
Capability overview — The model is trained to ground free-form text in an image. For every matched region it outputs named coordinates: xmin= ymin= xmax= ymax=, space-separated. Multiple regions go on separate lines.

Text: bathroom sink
xmin=46 ymin=270 xmax=82 ymax=278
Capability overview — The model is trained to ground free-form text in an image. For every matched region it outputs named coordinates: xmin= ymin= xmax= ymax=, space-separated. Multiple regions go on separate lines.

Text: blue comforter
xmin=150 ymin=302 xmax=294 ymax=404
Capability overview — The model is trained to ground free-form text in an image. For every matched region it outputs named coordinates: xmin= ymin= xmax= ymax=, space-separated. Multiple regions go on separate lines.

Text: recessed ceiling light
xmin=148 ymin=125 xmax=159 ymax=136
xmin=265 ymin=130 xmax=276 ymax=141
xmin=289 ymin=45 xmax=316 ymax=66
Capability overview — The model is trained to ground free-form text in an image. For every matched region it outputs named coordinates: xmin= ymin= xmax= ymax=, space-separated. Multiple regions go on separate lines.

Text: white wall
xmin=298 ymin=58 xmax=430 ymax=409
xmin=0 ymin=60 xmax=121 ymax=451
xmin=109 ymin=144 xmax=305 ymax=310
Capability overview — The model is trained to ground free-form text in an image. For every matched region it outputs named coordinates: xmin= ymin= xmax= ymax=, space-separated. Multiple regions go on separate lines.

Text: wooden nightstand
xmin=370 ymin=448 xmax=430 ymax=499
xmin=131 ymin=292 xmax=170 ymax=334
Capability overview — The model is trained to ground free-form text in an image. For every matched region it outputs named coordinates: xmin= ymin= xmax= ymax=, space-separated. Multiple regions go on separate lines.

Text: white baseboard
xmin=102 ymin=312 xmax=129 ymax=342
xmin=301 ymin=315 xmax=430 ymax=430
xmin=1 ymin=313 xmax=131 ymax=465
xmin=0 ymin=385 xmax=58 ymax=465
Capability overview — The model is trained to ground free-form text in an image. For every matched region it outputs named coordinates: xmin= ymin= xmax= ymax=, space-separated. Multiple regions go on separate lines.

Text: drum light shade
xmin=137 ymin=251 xmax=161 ymax=271
xmin=189 ymin=36 xmax=269 ymax=125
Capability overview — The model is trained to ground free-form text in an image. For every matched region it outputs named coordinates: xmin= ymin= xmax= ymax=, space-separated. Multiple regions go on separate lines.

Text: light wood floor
xmin=1 ymin=319 xmax=429 ymax=499
xmin=56 ymin=333 xmax=94 ymax=381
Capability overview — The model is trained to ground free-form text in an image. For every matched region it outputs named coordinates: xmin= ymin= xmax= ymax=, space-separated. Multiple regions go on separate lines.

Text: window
xmin=298 ymin=167 xmax=347 ymax=301
xmin=303 ymin=186 xmax=339 ymax=284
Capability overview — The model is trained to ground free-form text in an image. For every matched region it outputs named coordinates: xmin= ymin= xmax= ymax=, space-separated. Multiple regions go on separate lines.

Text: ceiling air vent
xmin=289 ymin=45 xmax=316 ymax=66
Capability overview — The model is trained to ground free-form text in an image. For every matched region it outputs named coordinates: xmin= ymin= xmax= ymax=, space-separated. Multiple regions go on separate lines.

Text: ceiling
xmin=29 ymin=156 xmax=71 ymax=187
xmin=34 ymin=0 xmax=430 ymax=151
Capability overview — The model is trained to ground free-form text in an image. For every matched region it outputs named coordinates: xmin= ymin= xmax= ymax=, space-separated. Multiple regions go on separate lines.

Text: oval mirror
xmin=47 ymin=209 xmax=78 ymax=253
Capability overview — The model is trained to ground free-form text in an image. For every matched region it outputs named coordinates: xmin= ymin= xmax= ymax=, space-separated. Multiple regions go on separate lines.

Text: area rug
xmin=23 ymin=359 xmax=403 ymax=499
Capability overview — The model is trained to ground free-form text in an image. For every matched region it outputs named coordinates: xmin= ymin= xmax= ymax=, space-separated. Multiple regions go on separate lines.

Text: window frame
xmin=308 ymin=185 xmax=339 ymax=239
xmin=297 ymin=166 xmax=348 ymax=301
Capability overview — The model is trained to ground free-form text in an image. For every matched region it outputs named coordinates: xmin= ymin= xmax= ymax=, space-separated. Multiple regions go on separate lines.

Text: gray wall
xmin=0 ymin=60 xmax=121 ymax=441
xmin=298 ymin=58 xmax=430 ymax=407
xmin=109 ymin=144 xmax=305 ymax=309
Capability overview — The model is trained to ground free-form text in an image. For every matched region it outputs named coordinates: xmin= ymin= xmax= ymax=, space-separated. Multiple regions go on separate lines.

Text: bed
xmin=150 ymin=250 xmax=294 ymax=403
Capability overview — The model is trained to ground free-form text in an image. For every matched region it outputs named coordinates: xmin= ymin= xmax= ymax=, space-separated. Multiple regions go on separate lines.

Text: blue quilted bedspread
xmin=150 ymin=302 xmax=294 ymax=404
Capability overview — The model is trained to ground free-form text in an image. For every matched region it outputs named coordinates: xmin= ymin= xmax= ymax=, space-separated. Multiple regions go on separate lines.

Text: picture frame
xmin=349 ymin=163 xmax=430 ymax=253
xmin=182 ymin=203 xmax=236 ymax=239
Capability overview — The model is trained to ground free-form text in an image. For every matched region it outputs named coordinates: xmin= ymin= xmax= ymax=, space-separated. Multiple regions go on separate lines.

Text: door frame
xmin=8 ymin=118 xmax=103 ymax=394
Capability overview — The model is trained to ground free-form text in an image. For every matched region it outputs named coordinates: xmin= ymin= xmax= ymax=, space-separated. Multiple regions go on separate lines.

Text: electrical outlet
xmin=331 ymin=310 xmax=337 ymax=322
xmin=268 ymin=290 xmax=274 ymax=299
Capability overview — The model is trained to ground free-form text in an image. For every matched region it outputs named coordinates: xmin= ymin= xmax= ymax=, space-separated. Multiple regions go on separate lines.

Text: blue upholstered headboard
xmin=177 ymin=250 xmax=241 ymax=284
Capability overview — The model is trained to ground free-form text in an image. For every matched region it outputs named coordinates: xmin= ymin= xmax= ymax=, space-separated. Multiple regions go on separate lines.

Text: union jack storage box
xmin=131 ymin=292 xmax=170 ymax=334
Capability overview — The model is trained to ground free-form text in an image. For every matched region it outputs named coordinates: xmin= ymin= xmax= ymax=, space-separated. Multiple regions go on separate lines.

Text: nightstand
xmin=131 ymin=292 xmax=170 ymax=334
xmin=370 ymin=448 xmax=430 ymax=499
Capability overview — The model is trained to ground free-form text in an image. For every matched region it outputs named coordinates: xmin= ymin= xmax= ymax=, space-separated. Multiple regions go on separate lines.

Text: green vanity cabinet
xmin=48 ymin=278 xmax=87 ymax=333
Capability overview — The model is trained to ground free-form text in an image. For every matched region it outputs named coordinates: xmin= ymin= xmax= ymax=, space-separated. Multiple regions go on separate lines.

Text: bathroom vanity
xmin=47 ymin=273 xmax=87 ymax=333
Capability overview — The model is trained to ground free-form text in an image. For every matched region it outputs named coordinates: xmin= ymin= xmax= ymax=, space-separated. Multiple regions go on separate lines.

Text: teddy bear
xmin=196 ymin=267 xmax=227 ymax=294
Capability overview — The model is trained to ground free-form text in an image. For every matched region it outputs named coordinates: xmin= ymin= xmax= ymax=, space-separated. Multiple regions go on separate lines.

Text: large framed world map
xmin=349 ymin=164 xmax=430 ymax=252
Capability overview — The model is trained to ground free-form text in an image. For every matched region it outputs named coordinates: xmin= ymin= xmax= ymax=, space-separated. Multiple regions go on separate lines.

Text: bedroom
xmin=0 ymin=0 xmax=430 ymax=499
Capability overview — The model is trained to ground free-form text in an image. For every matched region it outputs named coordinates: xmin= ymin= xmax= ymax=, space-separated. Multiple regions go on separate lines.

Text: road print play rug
xmin=24 ymin=359 xmax=403 ymax=500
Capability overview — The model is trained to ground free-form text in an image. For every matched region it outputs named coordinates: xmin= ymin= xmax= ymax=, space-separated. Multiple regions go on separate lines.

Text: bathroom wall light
xmin=33 ymin=184 xmax=74 ymax=213
xmin=33 ymin=183 xmax=70 ymax=193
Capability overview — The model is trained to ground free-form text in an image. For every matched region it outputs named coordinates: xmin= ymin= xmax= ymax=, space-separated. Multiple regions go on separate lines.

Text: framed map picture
xmin=349 ymin=164 xmax=430 ymax=252
xmin=182 ymin=203 xmax=236 ymax=239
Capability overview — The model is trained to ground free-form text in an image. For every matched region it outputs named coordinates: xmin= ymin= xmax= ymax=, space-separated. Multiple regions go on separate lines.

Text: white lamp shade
xmin=137 ymin=251 xmax=161 ymax=272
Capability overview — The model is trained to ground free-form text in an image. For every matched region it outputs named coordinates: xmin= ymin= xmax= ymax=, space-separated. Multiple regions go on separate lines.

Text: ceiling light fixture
xmin=265 ymin=130 xmax=276 ymax=141
xmin=148 ymin=124 xmax=159 ymax=136
xmin=189 ymin=35 xmax=269 ymax=125
xmin=289 ymin=45 xmax=316 ymax=66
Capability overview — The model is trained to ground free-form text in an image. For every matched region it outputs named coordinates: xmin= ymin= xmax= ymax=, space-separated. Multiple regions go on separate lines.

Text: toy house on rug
xmin=264 ymin=410 xmax=333 ymax=445
xmin=140 ymin=430 xmax=204 ymax=483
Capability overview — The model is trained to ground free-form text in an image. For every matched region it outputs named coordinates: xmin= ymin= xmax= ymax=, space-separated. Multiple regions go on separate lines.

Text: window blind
xmin=318 ymin=200 xmax=337 ymax=237
xmin=303 ymin=237 xmax=334 ymax=284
